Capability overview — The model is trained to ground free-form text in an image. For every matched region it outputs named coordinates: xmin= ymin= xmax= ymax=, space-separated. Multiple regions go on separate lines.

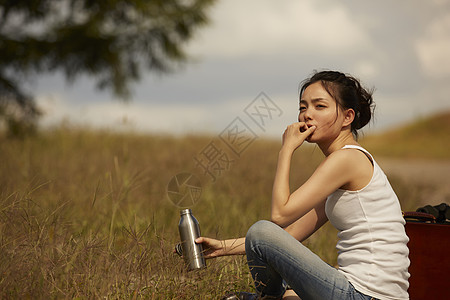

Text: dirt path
xmin=377 ymin=157 xmax=450 ymax=207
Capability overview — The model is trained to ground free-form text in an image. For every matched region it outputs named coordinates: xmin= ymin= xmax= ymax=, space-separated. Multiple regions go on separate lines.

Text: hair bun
xmin=299 ymin=70 xmax=375 ymax=138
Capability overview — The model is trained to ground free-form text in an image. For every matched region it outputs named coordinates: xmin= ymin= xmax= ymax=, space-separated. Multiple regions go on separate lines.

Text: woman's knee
xmin=246 ymin=220 xmax=281 ymax=246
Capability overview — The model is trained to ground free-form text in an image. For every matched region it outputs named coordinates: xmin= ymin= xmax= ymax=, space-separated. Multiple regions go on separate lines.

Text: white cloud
xmin=415 ymin=13 xmax=450 ymax=78
xmin=188 ymin=0 xmax=371 ymax=58
xmin=36 ymin=91 xmax=299 ymax=138
xmin=37 ymin=94 xmax=214 ymax=134
xmin=33 ymin=1 xmax=450 ymax=138
xmin=431 ymin=0 xmax=450 ymax=6
xmin=352 ymin=60 xmax=379 ymax=81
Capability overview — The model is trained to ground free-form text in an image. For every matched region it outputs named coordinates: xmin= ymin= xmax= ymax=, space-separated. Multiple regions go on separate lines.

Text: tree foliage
xmin=0 ymin=0 xmax=215 ymax=135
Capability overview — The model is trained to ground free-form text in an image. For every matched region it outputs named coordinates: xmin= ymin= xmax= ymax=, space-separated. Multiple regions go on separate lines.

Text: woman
xmin=196 ymin=71 xmax=410 ymax=300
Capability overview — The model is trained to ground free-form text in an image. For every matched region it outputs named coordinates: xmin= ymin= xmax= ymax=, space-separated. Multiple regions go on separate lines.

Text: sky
xmin=34 ymin=0 xmax=450 ymax=138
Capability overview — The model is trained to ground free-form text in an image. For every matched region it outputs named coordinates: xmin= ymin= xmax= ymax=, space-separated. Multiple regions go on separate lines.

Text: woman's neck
xmin=318 ymin=131 xmax=358 ymax=156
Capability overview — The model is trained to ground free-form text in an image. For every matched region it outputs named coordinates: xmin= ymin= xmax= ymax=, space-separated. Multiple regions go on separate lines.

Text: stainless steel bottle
xmin=178 ymin=209 xmax=206 ymax=270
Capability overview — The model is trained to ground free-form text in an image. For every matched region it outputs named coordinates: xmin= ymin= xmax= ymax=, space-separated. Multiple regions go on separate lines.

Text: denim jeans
xmin=245 ymin=220 xmax=376 ymax=300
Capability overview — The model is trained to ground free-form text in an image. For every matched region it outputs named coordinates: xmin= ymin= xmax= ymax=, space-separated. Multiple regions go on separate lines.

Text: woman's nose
xmin=302 ymin=108 xmax=312 ymax=121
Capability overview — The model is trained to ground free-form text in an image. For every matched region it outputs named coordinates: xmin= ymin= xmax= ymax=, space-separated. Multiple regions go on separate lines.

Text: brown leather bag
xmin=404 ymin=210 xmax=450 ymax=300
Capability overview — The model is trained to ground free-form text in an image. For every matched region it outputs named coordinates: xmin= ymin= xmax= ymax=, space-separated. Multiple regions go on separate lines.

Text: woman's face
xmin=298 ymin=81 xmax=345 ymax=143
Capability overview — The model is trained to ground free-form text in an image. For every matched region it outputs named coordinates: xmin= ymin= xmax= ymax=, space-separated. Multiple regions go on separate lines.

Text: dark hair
xmin=299 ymin=70 xmax=375 ymax=138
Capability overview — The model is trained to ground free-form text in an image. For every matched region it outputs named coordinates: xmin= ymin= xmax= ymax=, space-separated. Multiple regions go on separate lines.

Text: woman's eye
xmin=299 ymin=107 xmax=306 ymax=112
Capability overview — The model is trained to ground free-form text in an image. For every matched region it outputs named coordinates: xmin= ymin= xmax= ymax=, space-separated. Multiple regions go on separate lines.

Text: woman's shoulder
xmin=325 ymin=146 xmax=374 ymax=190
xmin=327 ymin=146 xmax=368 ymax=162
xmin=319 ymin=148 xmax=364 ymax=174
xmin=330 ymin=145 xmax=372 ymax=163
xmin=322 ymin=146 xmax=372 ymax=173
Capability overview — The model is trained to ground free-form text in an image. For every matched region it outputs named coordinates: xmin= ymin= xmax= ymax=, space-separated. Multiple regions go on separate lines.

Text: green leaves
xmin=0 ymin=0 xmax=216 ymax=135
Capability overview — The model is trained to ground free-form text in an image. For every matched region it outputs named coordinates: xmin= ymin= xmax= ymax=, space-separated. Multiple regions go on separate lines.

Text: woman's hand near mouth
xmin=300 ymin=123 xmax=316 ymax=132
xmin=282 ymin=122 xmax=316 ymax=152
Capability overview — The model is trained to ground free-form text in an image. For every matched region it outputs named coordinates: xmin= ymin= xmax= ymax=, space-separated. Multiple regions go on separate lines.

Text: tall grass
xmin=362 ymin=111 xmax=450 ymax=160
xmin=0 ymin=127 xmax=426 ymax=299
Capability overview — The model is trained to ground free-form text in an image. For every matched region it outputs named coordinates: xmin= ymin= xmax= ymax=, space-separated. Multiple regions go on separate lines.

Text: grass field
xmin=1 ymin=112 xmax=448 ymax=299
xmin=362 ymin=111 xmax=450 ymax=160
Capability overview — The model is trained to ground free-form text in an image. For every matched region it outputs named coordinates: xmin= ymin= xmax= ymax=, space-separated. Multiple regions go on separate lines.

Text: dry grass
xmin=0 ymin=123 xmax=430 ymax=299
xmin=362 ymin=111 xmax=450 ymax=160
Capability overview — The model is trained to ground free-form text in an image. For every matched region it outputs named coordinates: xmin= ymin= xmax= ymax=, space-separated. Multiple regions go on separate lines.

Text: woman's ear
xmin=343 ymin=108 xmax=355 ymax=127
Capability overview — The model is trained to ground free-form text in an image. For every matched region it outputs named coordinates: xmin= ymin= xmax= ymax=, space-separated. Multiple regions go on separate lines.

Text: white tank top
xmin=325 ymin=145 xmax=410 ymax=300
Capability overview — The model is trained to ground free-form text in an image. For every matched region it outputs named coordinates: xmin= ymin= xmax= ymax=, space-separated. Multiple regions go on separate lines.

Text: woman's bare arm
xmin=196 ymin=202 xmax=327 ymax=259
xmin=195 ymin=236 xmax=245 ymax=258
xmin=272 ymin=148 xmax=362 ymax=227
xmin=283 ymin=201 xmax=328 ymax=242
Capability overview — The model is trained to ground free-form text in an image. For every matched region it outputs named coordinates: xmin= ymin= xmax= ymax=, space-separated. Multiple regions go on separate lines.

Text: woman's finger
xmin=298 ymin=122 xmax=309 ymax=133
xmin=306 ymin=125 xmax=316 ymax=134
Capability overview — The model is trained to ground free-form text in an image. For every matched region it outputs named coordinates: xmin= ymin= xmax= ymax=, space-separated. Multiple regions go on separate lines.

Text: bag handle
xmin=403 ymin=211 xmax=436 ymax=223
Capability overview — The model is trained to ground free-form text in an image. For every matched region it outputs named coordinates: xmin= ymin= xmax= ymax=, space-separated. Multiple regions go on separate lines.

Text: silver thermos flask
xmin=178 ymin=209 xmax=206 ymax=270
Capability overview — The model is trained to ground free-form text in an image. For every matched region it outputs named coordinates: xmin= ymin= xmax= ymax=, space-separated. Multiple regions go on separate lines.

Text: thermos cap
xmin=180 ymin=208 xmax=192 ymax=216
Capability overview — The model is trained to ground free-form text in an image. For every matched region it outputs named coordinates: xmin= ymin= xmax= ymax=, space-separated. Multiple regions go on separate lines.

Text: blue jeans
xmin=245 ymin=220 xmax=376 ymax=300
